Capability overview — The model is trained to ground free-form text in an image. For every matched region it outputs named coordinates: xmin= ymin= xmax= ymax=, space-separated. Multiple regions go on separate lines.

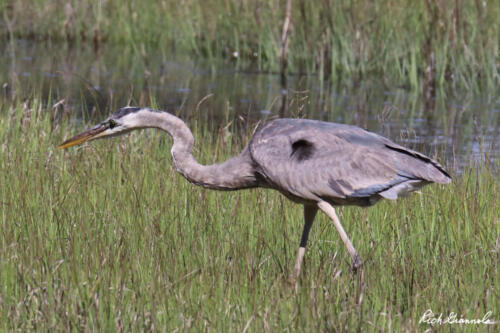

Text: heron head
xmin=58 ymin=106 xmax=148 ymax=149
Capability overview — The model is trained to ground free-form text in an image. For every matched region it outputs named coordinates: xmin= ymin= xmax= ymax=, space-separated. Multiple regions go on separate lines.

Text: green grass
xmin=1 ymin=0 xmax=499 ymax=89
xmin=0 ymin=100 xmax=498 ymax=331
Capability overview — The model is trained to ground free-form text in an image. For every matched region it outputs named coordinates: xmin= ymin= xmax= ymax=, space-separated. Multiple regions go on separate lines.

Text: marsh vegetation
xmin=0 ymin=0 xmax=499 ymax=331
xmin=3 ymin=0 xmax=499 ymax=90
xmin=0 ymin=102 xmax=498 ymax=330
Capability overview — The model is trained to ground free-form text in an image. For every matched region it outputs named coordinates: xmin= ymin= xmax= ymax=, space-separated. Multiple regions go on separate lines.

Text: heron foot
xmin=351 ymin=254 xmax=363 ymax=273
xmin=287 ymin=274 xmax=299 ymax=292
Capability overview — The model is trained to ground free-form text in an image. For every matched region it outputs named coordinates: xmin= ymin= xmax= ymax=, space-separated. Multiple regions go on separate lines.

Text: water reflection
xmin=0 ymin=39 xmax=498 ymax=170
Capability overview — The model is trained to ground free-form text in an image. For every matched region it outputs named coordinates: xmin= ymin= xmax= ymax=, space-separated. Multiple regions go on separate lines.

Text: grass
xmin=0 ymin=99 xmax=498 ymax=331
xmin=1 ymin=0 xmax=499 ymax=90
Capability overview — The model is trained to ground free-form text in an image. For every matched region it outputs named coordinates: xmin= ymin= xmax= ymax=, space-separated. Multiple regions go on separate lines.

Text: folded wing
xmin=249 ymin=119 xmax=450 ymax=205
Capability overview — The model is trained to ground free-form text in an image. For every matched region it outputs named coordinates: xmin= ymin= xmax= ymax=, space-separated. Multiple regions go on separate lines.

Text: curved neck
xmin=143 ymin=110 xmax=257 ymax=190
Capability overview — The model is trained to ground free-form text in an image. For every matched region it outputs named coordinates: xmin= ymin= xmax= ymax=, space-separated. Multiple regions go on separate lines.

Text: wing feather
xmin=249 ymin=118 xmax=450 ymax=204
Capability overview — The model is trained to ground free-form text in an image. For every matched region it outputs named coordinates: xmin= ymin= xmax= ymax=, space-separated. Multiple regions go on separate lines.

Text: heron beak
xmin=58 ymin=123 xmax=109 ymax=149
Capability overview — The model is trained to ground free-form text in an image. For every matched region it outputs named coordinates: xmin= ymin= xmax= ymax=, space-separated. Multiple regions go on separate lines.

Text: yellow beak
xmin=58 ymin=124 xmax=108 ymax=149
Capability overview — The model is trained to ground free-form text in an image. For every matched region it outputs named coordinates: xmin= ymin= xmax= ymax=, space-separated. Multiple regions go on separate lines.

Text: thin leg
xmin=317 ymin=201 xmax=363 ymax=271
xmin=289 ymin=205 xmax=318 ymax=283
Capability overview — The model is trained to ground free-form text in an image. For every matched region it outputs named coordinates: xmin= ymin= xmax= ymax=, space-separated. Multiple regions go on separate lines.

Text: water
xmin=1 ymin=39 xmax=498 ymax=170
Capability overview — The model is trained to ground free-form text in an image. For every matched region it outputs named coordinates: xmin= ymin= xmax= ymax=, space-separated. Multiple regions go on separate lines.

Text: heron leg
xmin=290 ymin=205 xmax=318 ymax=284
xmin=317 ymin=201 xmax=363 ymax=272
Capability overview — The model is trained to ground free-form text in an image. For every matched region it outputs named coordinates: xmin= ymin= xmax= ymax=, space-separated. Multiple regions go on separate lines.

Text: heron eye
xmin=109 ymin=120 xmax=117 ymax=129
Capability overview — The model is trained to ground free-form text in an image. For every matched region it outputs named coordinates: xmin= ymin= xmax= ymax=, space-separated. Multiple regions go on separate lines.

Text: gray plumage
xmin=59 ymin=107 xmax=451 ymax=283
xmin=250 ymin=118 xmax=450 ymax=205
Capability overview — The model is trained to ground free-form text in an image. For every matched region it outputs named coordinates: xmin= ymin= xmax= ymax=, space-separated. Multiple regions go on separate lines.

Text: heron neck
xmin=149 ymin=111 xmax=257 ymax=190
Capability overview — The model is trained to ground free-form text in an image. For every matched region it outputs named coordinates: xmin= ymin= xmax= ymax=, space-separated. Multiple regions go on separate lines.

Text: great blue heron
xmin=59 ymin=107 xmax=451 ymax=282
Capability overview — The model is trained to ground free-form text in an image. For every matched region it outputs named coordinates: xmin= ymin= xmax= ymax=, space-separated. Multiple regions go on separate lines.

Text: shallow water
xmin=1 ymin=39 xmax=498 ymax=170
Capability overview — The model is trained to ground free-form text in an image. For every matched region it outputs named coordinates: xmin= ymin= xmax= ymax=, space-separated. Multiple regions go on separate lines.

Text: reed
xmin=0 ymin=100 xmax=498 ymax=331
xmin=1 ymin=0 xmax=499 ymax=89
